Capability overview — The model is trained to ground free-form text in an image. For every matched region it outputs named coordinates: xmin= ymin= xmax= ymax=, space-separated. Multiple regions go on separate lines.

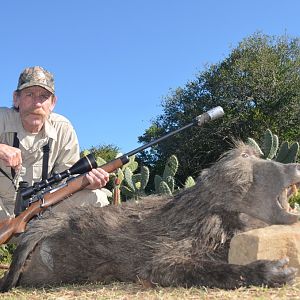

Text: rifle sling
xmin=10 ymin=132 xmax=19 ymax=179
xmin=41 ymin=139 xmax=52 ymax=180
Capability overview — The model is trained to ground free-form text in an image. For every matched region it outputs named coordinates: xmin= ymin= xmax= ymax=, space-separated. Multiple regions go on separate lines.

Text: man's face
xmin=13 ymin=86 xmax=57 ymax=133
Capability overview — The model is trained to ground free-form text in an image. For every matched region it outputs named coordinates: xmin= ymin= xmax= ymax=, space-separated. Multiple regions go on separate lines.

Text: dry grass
xmin=0 ymin=277 xmax=299 ymax=300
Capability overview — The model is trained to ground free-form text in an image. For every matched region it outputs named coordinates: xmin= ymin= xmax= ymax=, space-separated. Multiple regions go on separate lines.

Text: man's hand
xmin=86 ymin=168 xmax=109 ymax=190
xmin=0 ymin=144 xmax=22 ymax=170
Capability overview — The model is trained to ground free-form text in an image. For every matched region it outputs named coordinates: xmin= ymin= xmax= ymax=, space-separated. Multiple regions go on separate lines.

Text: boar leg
xmin=144 ymin=257 xmax=297 ymax=289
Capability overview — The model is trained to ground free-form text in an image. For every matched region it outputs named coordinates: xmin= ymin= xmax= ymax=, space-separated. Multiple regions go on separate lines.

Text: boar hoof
xmin=250 ymin=257 xmax=298 ymax=287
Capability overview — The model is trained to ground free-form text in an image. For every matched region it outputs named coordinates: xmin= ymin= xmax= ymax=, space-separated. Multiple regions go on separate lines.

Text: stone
xmin=228 ymin=222 xmax=300 ymax=276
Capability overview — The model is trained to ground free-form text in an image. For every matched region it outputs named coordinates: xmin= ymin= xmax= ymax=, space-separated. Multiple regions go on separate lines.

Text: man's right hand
xmin=0 ymin=144 xmax=22 ymax=170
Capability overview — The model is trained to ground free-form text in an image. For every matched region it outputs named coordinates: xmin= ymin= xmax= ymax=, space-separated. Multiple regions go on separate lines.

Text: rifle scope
xmin=20 ymin=153 xmax=97 ymax=200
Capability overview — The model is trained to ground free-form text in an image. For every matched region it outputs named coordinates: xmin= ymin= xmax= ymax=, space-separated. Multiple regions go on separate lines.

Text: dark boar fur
xmin=1 ymin=142 xmax=300 ymax=292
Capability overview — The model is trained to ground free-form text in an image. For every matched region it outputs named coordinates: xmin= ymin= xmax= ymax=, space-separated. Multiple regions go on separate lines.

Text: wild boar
xmin=1 ymin=142 xmax=299 ymax=291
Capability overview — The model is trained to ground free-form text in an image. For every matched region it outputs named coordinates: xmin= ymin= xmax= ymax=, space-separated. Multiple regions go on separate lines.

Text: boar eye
xmin=241 ymin=153 xmax=249 ymax=158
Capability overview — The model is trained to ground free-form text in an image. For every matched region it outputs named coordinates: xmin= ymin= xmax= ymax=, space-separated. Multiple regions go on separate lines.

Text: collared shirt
xmin=0 ymin=107 xmax=80 ymax=218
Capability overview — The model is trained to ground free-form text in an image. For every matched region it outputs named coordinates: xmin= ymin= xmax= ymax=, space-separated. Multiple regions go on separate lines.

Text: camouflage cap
xmin=17 ymin=66 xmax=55 ymax=94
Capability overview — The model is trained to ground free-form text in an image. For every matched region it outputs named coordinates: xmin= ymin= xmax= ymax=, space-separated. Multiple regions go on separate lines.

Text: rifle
xmin=0 ymin=106 xmax=224 ymax=245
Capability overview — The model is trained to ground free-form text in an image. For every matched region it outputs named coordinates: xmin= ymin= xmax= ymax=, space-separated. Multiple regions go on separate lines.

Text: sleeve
xmin=0 ymin=107 xmax=11 ymax=134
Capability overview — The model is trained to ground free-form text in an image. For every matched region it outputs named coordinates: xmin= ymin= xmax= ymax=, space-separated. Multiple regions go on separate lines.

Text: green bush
xmin=289 ymin=192 xmax=300 ymax=209
xmin=0 ymin=244 xmax=16 ymax=264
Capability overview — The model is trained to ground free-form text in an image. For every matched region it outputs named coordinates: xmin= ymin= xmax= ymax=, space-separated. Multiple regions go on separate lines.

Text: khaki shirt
xmin=0 ymin=107 xmax=80 ymax=218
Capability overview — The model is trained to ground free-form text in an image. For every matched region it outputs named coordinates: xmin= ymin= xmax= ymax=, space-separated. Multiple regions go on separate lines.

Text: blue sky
xmin=0 ymin=0 xmax=299 ymax=154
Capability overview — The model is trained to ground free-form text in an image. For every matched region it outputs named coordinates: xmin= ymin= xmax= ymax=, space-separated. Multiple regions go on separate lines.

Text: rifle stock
xmin=0 ymin=106 xmax=224 ymax=245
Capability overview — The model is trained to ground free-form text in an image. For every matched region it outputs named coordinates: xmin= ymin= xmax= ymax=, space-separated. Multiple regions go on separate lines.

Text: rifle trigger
xmin=40 ymin=197 xmax=45 ymax=208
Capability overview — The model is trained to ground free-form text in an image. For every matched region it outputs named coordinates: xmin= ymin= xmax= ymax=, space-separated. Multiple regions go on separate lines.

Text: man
xmin=0 ymin=66 xmax=109 ymax=220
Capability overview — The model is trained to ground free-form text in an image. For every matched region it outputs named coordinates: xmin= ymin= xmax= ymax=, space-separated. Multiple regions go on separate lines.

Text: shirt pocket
xmin=32 ymin=163 xmax=43 ymax=182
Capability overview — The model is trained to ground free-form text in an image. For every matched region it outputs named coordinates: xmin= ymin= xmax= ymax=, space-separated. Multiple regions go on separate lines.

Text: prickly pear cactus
xmin=79 ymin=152 xmax=150 ymax=203
xmin=117 ymin=168 xmax=124 ymax=183
xmin=247 ymin=129 xmax=299 ymax=164
xmin=262 ymin=129 xmax=278 ymax=160
xmin=155 ymin=175 xmax=163 ymax=194
xmin=154 ymin=155 xmax=179 ymax=195
xmin=165 ymin=176 xmax=175 ymax=193
xmin=81 ymin=149 xmax=91 ymax=157
xmin=121 ymin=164 xmax=150 ymax=200
xmin=96 ymin=157 xmax=107 ymax=166
xmin=184 ymin=176 xmax=196 ymax=189
xmin=247 ymin=138 xmax=264 ymax=156
xmin=140 ymin=166 xmax=150 ymax=190
xmin=159 ymin=181 xmax=172 ymax=195
xmin=163 ymin=155 xmax=178 ymax=180
xmin=112 ymin=155 xmax=145 ymax=202
xmin=123 ymin=155 xmax=138 ymax=173
xmin=154 ymin=155 xmax=195 ymax=195
xmin=275 ymin=141 xmax=299 ymax=163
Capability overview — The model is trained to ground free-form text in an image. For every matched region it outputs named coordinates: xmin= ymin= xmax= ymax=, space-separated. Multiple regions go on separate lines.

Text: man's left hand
xmin=86 ymin=168 xmax=109 ymax=190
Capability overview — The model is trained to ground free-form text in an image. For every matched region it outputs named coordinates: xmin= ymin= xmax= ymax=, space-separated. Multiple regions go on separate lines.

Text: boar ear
xmin=242 ymin=145 xmax=262 ymax=158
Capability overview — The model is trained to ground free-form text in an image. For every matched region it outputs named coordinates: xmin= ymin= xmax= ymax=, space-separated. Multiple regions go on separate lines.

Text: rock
xmin=228 ymin=222 xmax=300 ymax=276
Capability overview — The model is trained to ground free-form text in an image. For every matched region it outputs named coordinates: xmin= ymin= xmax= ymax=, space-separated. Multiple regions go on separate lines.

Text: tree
xmin=80 ymin=144 xmax=120 ymax=162
xmin=138 ymin=32 xmax=300 ymax=184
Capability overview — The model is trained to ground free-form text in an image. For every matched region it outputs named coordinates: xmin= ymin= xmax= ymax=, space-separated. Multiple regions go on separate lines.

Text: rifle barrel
xmin=124 ymin=122 xmax=194 ymax=158
xmin=124 ymin=106 xmax=224 ymax=158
